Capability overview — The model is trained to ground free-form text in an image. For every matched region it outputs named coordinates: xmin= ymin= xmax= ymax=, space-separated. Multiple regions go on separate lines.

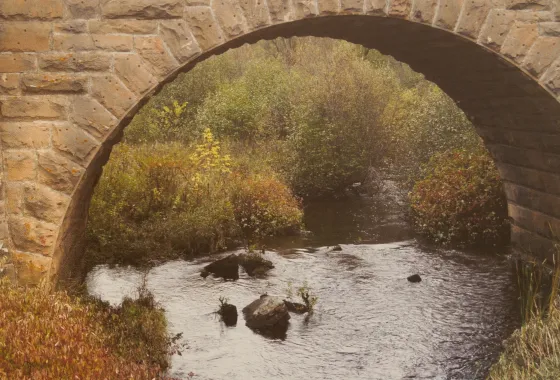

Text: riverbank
xmin=0 ymin=279 xmax=175 ymax=379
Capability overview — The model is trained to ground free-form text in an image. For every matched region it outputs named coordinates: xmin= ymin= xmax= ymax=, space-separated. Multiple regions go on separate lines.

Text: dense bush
xmin=123 ymin=38 xmax=477 ymax=197
xmin=409 ymin=148 xmax=509 ymax=247
xmin=0 ymin=280 xmax=173 ymax=380
xmin=232 ymin=175 xmax=303 ymax=247
xmin=87 ymin=128 xmax=302 ymax=266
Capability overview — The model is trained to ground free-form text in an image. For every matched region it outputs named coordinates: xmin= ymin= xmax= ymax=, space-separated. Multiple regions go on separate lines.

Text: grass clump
xmin=488 ymin=249 xmax=560 ymax=379
xmin=409 ymin=148 xmax=509 ymax=248
xmin=0 ymin=279 xmax=175 ymax=380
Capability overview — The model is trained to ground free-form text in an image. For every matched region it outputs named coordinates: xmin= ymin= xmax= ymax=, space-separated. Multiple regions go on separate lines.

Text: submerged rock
xmin=238 ymin=253 xmax=274 ymax=277
xmin=407 ymin=274 xmax=422 ymax=283
xmin=219 ymin=303 xmax=238 ymax=327
xmin=330 ymin=245 xmax=343 ymax=252
xmin=284 ymin=300 xmax=308 ymax=314
xmin=200 ymin=254 xmax=239 ymax=280
xmin=243 ymin=295 xmax=290 ymax=333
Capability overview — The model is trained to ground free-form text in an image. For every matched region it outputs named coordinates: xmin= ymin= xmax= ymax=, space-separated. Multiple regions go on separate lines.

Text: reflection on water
xmin=87 ymin=181 xmax=519 ymax=379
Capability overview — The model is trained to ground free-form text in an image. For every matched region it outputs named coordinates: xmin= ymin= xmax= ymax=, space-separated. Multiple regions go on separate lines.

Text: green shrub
xmin=409 ymin=148 xmax=509 ymax=247
xmin=0 ymin=280 xmax=173 ymax=380
xmin=87 ymin=127 xmax=302 ymax=266
xmin=232 ymin=174 xmax=303 ymax=247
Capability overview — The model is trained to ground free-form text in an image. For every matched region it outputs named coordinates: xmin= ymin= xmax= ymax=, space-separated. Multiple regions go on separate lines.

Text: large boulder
xmin=200 ymin=254 xmax=239 ymax=280
xmin=242 ymin=295 xmax=290 ymax=331
xmin=238 ymin=253 xmax=274 ymax=277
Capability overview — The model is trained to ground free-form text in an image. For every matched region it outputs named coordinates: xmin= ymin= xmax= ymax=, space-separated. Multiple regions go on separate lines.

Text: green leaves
xmin=409 ymin=148 xmax=509 ymax=248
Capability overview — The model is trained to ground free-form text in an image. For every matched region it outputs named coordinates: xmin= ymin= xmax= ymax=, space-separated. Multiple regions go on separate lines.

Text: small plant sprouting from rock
xmin=285 ymin=281 xmax=318 ymax=314
xmin=298 ymin=282 xmax=319 ymax=314
xmin=217 ymin=296 xmax=238 ymax=326
xmin=218 ymin=296 xmax=229 ymax=310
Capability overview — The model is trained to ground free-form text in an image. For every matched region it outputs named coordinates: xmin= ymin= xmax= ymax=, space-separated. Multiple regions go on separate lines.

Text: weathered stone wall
xmin=0 ymin=0 xmax=559 ymax=285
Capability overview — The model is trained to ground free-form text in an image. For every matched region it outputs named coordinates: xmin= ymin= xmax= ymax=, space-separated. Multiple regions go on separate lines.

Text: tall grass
xmin=0 ymin=279 xmax=175 ymax=379
xmin=488 ymin=245 xmax=560 ymax=379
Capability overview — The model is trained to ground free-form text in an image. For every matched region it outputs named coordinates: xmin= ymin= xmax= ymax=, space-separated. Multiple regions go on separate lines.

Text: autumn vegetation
xmin=86 ymin=37 xmax=504 ymax=268
xmin=0 ymin=279 xmax=175 ymax=380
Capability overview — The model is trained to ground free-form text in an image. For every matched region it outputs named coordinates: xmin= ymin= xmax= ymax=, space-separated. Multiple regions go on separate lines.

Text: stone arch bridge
xmin=1 ymin=0 xmax=560 ymax=285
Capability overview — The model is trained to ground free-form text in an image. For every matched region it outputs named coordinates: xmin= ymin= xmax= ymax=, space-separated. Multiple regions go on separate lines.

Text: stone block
xmin=9 ymin=217 xmax=57 ymax=256
xmin=0 ymin=0 xmax=64 ymax=20
xmin=5 ymin=183 xmax=23 ymax=215
xmin=134 ymin=36 xmax=179 ymax=78
xmin=410 ymin=0 xmax=438 ymax=23
xmin=92 ymin=35 xmax=134 ymax=52
xmin=455 ymin=0 xmax=493 ymax=39
xmin=0 ymin=74 xmax=20 ymax=95
xmin=91 ymin=75 xmax=137 ymax=118
xmin=434 ymin=0 xmax=464 ymax=30
xmin=4 ymin=151 xmax=36 ymax=181
xmin=185 ymin=7 xmax=226 ymax=51
xmin=268 ymin=0 xmax=292 ymax=22
xmin=53 ymin=33 xmax=95 ymax=51
xmin=504 ymin=182 xmax=560 ymax=219
xmin=0 ymin=122 xmax=51 ymax=149
xmin=22 ymin=74 xmax=88 ymax=93
xmin=23 ymin=183 xmax=70 ymax=224
xmin=88 ymin=20 xmax=158 ymax=34
xmin=509 ymin=203 xmax=560 ymax=239
xmin=0 ymin=22 xmax=51 ymax=52
xmin=11 ymin=251 xmax=52 ymax=286
xmin=501 ymin=22 xmax=539 ymax=63
xmin=66 ymin=0 xmax=100 ymax=18
xmin=37 ymin=150 xmax=85 ymax=194
xmin=0 ymin=98 xmax=67 ymax=120
xmin=478 ymin=9 xmax=516 ymax=51
xmin=114 ymin=54 xmax=157 ymax=95
xmin=52 ymin=124 xmax=99 ymax=164
xmin=213 ymin=0 xmax=248 ymax=37
xmin=505 ymin=0 xmax=550 ymax=10
xmin=388 ymin=0 xmax=412 ymax=18
xmin=101 ymin=0 xmax=183 ymax=19
xmin=539 ymin=22 xmax=560 ymax=36
xmin=0 ymin=54 xmax=36 ymax=73
xmin=541 ymin=58 xmax=560 ymax=94
xmin=54 ymin=21 xmax=88 ymax=33
xmin=365 ymin=0 xmax=387 ymax=15
xmin=70 ymin=97 xmax=116 ymax=138
xmin=523 ymin=36 xmax=560 ymax=77
xmin=293 ymin=0 xmax=318 ymax=17
xmin=238 ymin=0 xmax=271 ymax=28
xmin=318 ymin=0 xmax=339 ymax=14
xmin=159 ymin=20 xmax=201 ymax=63
xmin=39 ymin=52 xmax=112 ymax=72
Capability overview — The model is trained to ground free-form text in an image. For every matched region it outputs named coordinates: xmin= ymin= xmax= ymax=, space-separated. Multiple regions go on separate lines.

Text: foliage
xmin=409 ymin=148 xmax=509 ymax=248
xmin=87 ymin=127 xmax=302 ymax=267
xmin=123 ymin=37 xmax=476 ymax=198
xmin=297 ymin=282 xmax=319 ymax=314
xmin=0 ymin=279 xmax=174 ymax=380
xmin=232 ymin=174 xmax=303 ymax=247
xmin=488 ymin=248 xmax=560 ymax=379
xmin=286 ymin=281 xmax=319 ymax=314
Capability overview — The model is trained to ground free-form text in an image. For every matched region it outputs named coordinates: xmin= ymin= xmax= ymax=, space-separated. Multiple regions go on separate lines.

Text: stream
xmin=87 ymin=181 xmax=520 ymax=379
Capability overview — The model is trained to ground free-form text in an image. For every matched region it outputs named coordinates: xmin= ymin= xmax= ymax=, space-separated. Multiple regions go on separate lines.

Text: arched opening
xmin=50 ymin=15 xmax=560 ymax=283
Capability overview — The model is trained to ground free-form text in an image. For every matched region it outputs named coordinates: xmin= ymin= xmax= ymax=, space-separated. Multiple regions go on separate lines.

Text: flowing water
xmin=87 ymin=181 xmax=520 ymax=380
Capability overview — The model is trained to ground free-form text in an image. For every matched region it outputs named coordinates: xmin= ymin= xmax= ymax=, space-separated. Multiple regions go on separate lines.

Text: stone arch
xmin=1 ymin=0 xmax=560 ymax=285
